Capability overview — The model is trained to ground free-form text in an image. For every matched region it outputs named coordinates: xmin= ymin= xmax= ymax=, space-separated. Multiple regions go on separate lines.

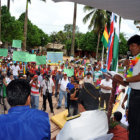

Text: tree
xmin=7 ymin=0 xmax=13 ymax=11
xmin=1 ymin=6 xmax=23 ymax=45
xmin=83 ymin=6 xmax=107 ymax=59
xmin=19 ymin=13 xmax=49 ymax=50
xmin=71 ymin=2 xmax=77 ymax=56
xmin=23 ymin=0 xmax=46 ymax=51
xmin=0 ymin=0 xmax=1 ymax=42
xmin=119 ymin=33 xmax=127 ymax=55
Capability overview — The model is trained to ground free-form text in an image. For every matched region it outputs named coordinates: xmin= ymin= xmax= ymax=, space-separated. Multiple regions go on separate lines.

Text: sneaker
xmin=56 ymin=106 xmax=61 ymax=109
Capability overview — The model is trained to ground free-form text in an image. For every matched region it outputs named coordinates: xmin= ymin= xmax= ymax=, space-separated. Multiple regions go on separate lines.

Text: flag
xmin=107 ymin=13 xmax=115 ymax=70
xmin=101 ymin=25 xmax=109 ymax=49
xmin=112 ymin=15 xmax=120 ymax=71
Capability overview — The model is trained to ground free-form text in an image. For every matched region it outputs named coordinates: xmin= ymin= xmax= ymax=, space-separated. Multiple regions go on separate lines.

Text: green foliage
xmin=64 ymin=24 xmax=79 ymax=33
xmin=1 ymin=6 xmax=23 ymax=43
xmin=119 ymin=33 xmax=128 ymax=55
xmin=78 ymin=31 xmax=98 ymax=51
xmin=18 ymin=13 xmax=49 ymax=50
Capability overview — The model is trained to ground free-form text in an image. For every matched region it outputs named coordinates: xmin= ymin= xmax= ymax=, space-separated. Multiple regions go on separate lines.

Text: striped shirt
xmin=30 ymin=80 xmax=40 ymax=96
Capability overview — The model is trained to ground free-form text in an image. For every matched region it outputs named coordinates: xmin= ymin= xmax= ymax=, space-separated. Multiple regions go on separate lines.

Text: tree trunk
xmin=0 ymin=0 xmax=1 ymax=44
xmin=23 ymin=0 xmax=28 ymax=51
xmin=7 ymin=0 xmax=10 ymax=11
xmin=96 ymin=31 xmax=101 ymax=59
xmin=71 ymin=2 xmax=77 ymax=56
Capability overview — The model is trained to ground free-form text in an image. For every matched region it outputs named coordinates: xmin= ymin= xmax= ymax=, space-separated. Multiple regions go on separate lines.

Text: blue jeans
xmin=58 ymin=90 xmax=67 ymax=108
xmin=31 ymin=95 xmax=39 ymax=109
xmin=14 ymin=75 xmax=18 ymax=80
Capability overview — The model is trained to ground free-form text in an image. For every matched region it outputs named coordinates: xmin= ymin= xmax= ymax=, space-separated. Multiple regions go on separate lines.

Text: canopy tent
xmin=52 ymin=0 xmax=140 ymax=21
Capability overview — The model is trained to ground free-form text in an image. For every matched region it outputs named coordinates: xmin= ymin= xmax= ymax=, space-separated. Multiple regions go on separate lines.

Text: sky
xmin=2 ymin=0 xmax=140 ymax=38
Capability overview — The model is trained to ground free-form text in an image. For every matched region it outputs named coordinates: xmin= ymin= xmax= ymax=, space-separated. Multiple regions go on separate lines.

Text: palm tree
xmin=71 ymin=2 xmax=77 ymax=56
xmin=23 ymin=0 xmax=46 ymax=51
xmin=134 ymin=20 xmax=140 ymax=30
xmin=83 ymin=6 xmax=107 ymax=59
xmin=0 ymin=0 xmax=1 ymax=43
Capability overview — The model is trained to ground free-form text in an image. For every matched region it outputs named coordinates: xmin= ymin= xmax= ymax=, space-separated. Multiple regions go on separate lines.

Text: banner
xmin=64 ymin=69 xmax=74 ymax=77
xmin=13 ymin=51 xmax=29 ymax=62
xmin=0 ymin=49 xmax=8 ymax=57
xmin=36 ymin=56 xmax=46 ymax=65
xmin=13 ymin=51 xmax=46 ymax=64
xmin=12 ymin=40 xmax=22 ymax=48
xmin=47 ymin=52 xmax=63 ymax=63
xmin=27 ymin=54 xmax=36 ymax=62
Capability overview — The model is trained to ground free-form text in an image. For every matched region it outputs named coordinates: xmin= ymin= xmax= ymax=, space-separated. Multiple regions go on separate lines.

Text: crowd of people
xmin=0 ymin=34 xmax=140 ymax=140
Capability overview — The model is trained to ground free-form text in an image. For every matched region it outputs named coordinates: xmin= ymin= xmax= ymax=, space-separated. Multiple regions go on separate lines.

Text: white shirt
xmin=59 ymin=78 xmax=69 ymax=92
xmin=6 ymin=77 xmax=12 ymax=85
xmin=41 ymin=78 xmax=54 ymax=95
xmin=100 ymin=79 xmax=112 ymax=93
xmin=56 ymin=110 xmax=108 ymax=140
xmin=84 ymin=77 xmax=93 ymax=84
xmin=12 ymin=65 xmax=20 ymax=76
xmin=129 ymin=56 xmax=140 ymax=90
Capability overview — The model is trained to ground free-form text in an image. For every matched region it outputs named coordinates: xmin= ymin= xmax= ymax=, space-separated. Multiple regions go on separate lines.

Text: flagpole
xmin=101 ymin=45 xmax=104 ymax=67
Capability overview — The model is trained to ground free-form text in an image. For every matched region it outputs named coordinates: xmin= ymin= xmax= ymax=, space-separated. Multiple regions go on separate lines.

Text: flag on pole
xmin=112 ymin=15 xmax=120 ymax=71
xmin=107 ymin=13 xmax=115 ymax=70
xmin=101 ymin=25 xmax=109 ymax=49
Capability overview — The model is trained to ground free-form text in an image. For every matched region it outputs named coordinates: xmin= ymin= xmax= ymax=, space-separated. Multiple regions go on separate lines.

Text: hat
xmin=78 ymin=83 xmax=99 ymax=110
xmin=10 ymin=62 xmax=13 ymax=64
xmin=58 ymin=69 xmax=62 ymax=72
xmin=63 ymin=72 xmax=67 ymax=76
xmin=80 ymin=66 xmax=84 ymax=69
xmin=33 ymin=75 xmax=38 ymax=78
xmin=104 ymin=64 xmax=107 ymax=67
xmin=88 ymin=64 xmax=91 ymax=66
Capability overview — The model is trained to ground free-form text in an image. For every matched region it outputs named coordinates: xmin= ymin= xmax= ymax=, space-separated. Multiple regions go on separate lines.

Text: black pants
xmin=43 ymin=93 xmax=53 ymax=112
xmin=100 ymin=92 xmax=110 ymax=111
xmin=69 ymin=101 xmax=78 ymax=116
xmin=128 ymin=89 xmax=140 ymax=140
xmin=67 ymin=92 xmax=70 ymax=111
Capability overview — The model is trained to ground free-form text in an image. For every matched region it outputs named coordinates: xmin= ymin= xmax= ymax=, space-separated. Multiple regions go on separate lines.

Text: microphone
xmin=127 ymin=51 xmax=131 ymax=59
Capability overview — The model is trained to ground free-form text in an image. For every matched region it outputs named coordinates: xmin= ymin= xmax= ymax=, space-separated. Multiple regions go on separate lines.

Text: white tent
xmin=52 ymin=0 xmax=140 ymax=21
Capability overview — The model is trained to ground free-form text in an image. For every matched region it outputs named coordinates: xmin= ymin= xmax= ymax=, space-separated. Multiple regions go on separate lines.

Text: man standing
xmin=11 ymin=62 xmax=20 ymax=79
xmin=100 ymin=75 xmax=112 ymax=111
xmin=84 ymin=72 xmax=93 ymax=84
xmin=57 ymin=73 xmax=69 ymax=109
xmin=30 ymin=75 xmax=40 ymax=109
xmin=55 ymin=69 xmax=63 ymax=97
xmin=66 ymin=76 xmax=75 ymax=116
xmin=0 ymin=79 xmax=50 ymax=140
xmin=123 ymin=35 xmax=140 ymax=140
xmin=41 ymin=75 xmax=55 ymax=113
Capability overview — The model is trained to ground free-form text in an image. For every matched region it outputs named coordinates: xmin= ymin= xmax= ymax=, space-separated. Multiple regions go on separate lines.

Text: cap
xmin=33 ymin=75 xmax=38 ymax=78
xmin=63 ymin=72 xmax=67 ymax=76
xmin=58 ymin=69 xmax=62 ymax=72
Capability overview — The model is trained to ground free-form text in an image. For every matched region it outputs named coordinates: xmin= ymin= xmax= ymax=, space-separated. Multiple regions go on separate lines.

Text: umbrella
xmin=52 ymin=0 xmax=140 ymax=21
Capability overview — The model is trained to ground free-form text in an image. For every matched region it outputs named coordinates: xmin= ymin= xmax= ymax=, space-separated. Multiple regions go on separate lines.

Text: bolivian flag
xmin=101 ymin=25 xmax=109 ymax=49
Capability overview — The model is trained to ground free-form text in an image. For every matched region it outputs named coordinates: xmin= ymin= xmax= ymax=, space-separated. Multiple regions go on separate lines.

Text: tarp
xmin=13 ymin=51 xmax=29 ymax=62
xmin=47 ymin=52 xmax=63 ymax=63
xmin=0 ymin=49 xmax=8 ymax=57
xmin=52 ymin=0 xmax=140 ymax=21
xmin=12 ymin=40 xmax=22 ymax=48
xmin=13 ymin=51 xmax=46 ymax=64
xmin=36 ymin=56 xmax=46 ymax=65
xmin=64 ymin=69 xmax=74 ymax=77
